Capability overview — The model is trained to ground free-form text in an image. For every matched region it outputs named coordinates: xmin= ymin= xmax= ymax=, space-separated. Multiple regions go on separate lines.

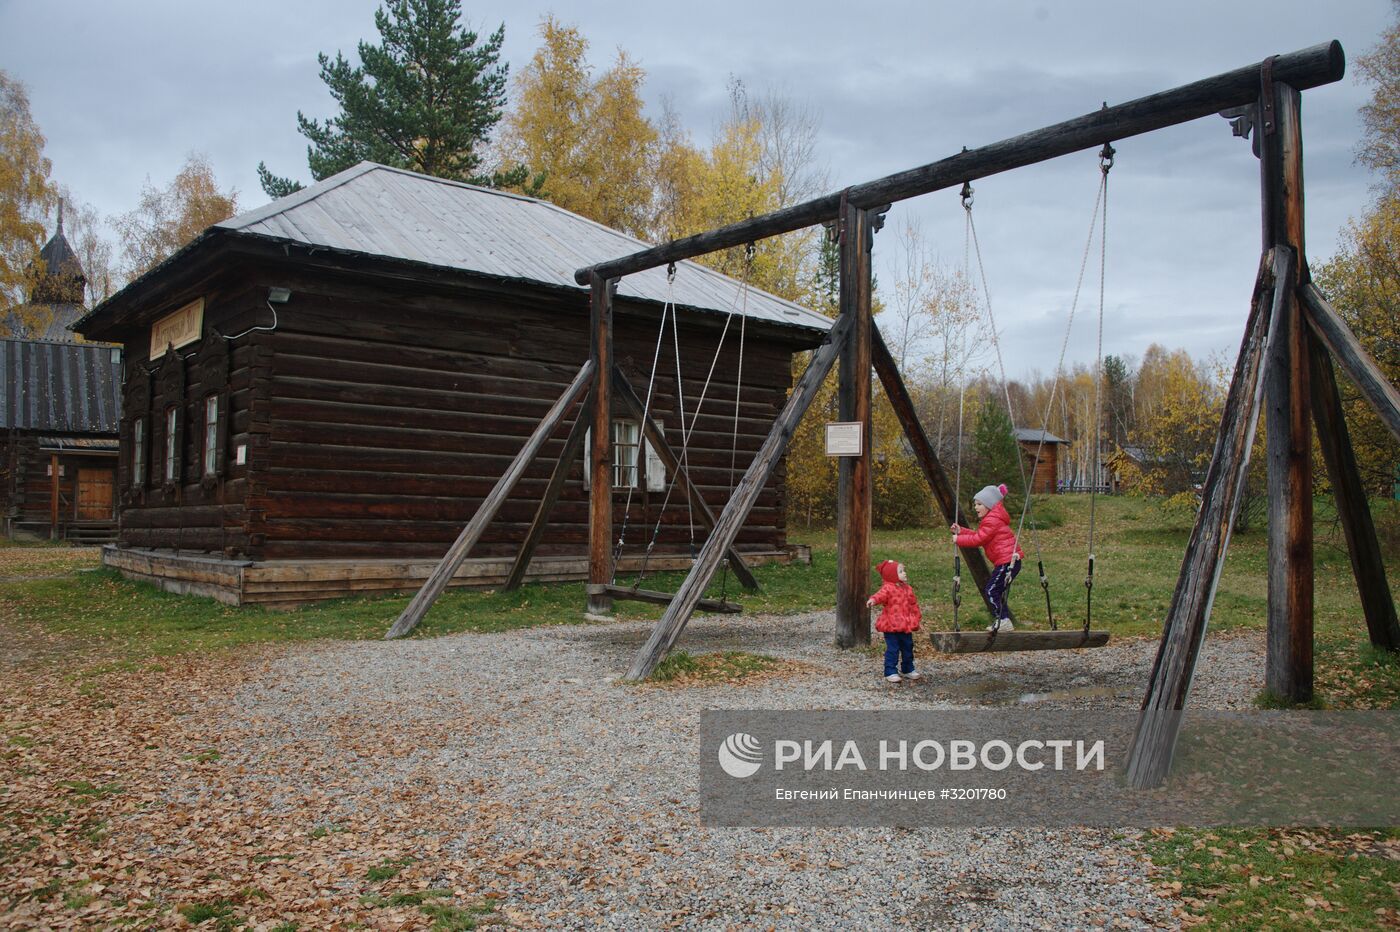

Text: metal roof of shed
xmin=0 ymin=338 xmax=120 ymax=434
xmin=216 ymin=162 xmax=832 ymax=333
xmin=1014 ymin=427 xmax=1068 ymax=444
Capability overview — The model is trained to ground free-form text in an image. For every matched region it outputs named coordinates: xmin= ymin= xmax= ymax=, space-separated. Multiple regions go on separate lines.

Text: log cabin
xmin=1 ymin=212 xmax=121 ymax=543
xmin=0 ymin=338 xmax=121 ymax=542
xmin=74 ymin=162 xmax=830 ymax=607
xmin=1014 ymin=427 xmax=1068 ymax=495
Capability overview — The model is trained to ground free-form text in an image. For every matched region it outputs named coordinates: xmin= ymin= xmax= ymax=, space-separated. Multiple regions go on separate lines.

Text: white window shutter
xmin=645 ymin=419 xmax=666 ymax=492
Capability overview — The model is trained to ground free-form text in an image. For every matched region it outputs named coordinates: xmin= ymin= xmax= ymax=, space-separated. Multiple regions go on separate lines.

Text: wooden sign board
xmin=825 ymin=422 xmax=863 ymax=457
xmin=149 ymin=298 xmax=204 ymax=359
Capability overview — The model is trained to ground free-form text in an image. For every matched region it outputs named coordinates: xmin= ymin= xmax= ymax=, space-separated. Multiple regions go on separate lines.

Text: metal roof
xmin=1014 ymin=427 xmax=1068 ymax=445
xmin=38 ymin=436 xmax=119 ymax=453
xmin=217 ymin=162 xmax=831 ymax=333
xmin=0 ymin=338 xmax=121 ymax=433
xmin=3 ymin=302 xmax=85 ymax=342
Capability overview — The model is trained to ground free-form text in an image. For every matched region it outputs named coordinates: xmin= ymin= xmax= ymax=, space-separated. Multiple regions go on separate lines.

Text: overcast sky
xmin=0 ymin=0 xmax=1390 ymax=379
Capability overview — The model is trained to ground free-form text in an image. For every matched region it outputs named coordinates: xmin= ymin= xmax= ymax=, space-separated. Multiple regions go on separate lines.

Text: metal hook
xmin=1099 ymin=142 xmax=1116 ymax=174
xmin=960 ymin=181 xmax=974 ymax=211
xmin=666 ymin=261 xmax=676 ymax=283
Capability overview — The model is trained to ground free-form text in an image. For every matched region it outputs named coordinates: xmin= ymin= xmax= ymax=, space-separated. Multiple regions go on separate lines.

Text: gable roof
xmin=0 ymin=338 xmax=120 ymax=434
xmin=213 ymin=162 xmax=830 ymax=333
xmin=1014 ymin=427 xmax=1068 ymax=445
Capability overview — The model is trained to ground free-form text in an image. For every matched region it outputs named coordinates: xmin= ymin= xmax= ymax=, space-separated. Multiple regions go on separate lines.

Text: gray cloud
xmin=0 ymin=0 xmax=1387 ymax=379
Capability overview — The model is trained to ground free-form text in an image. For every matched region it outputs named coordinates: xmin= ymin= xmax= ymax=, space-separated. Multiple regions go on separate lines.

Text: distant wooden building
xmin=0 ymin=338 xmax=121 ymax=541
xmin=1014 ymin=427 xmax=1069 ymax=495
xmin=75 ymin=162 xmax=829 ymax=606
xmin=1 ymin=213 xmax=121 ymax=542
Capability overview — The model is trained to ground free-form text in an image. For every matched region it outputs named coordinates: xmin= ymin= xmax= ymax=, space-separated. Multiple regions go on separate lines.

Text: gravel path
xmin=212 ymin=613 xmax=1267 ymax=929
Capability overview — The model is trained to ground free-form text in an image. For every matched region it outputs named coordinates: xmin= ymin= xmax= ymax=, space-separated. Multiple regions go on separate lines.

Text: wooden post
xmin=588 ymin=274 xmax=616 ymax=616
xmin=870 ymin=325 xmax=1001 ymax=619
xmin=502 ymin=387 xmax=594 ymax=592
xmin=384 ymin=360 xmax=596 ymax=639
xmin=1261 ymin=81 xmax=1313 ymax=703
xmin=1299 ymin=284 xmax=1400 ymax=443
xmin=836 ymin=200 xmax=875 ymax=649
xmin=49 ymin=454 xmax=60 ymax=540
xmin=1127 ymin=250 xmax=1285 ymax=788
xmin=1308 ymin=335 xmax=1400 ymax=651
xmin=611 ymin=366 xmax=759 ymax=591
xmin=623 ymin=312 xmax=855 ymax=680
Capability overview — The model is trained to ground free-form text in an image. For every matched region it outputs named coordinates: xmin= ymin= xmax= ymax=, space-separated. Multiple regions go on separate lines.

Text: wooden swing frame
xmin=389 ymin=40 xmax=1396 ymax=788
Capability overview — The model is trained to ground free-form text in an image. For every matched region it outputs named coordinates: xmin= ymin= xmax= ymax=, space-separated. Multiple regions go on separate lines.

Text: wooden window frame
xmin=132 ymin=417 xmax=146 ymax=490
xmin=164 ymin=405 xmax=179 ymax=486
xmin=612 ymin=418 xmax=640 ymax=490
xmin=203 ymin=394 xmax=219 ymax=477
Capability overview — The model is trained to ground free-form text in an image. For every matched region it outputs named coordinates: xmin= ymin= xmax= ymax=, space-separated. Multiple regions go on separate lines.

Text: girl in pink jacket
xmin=950 ymin=483 xmax=1025 ymax=632
xmin=866 ymin=559 xmax=923 ymax=683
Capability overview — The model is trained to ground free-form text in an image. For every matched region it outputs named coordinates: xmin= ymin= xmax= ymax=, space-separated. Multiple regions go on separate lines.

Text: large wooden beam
xmin=501 ymin=387 xmax=594 ymax=593
xmin=1262 ymin=84 xmax=1313 ymax=704
xmin=1299 ymin=284 xmax=1400 ymax=444
xmin=623 ymin=312 xmax=855 ymax=680
xmin=588 ymin=275 xmax=616 ymax=616
xmin=384 ymin=359 xmax=596 ymax=639
xmin=1309 ymin=334 xmax=1400 ymax=651
xmin=1126 ymin=249 xmax=1285 ymax=789
xmin=836 ymin=202 xmax=874 ymax=649
xmin=871 ymin=325 xmax=1000 ymax=618
xmin=575 ymin=43 xmax=1343 ymax=284
xmin=611 ymin=366 xmax=759 ymax=591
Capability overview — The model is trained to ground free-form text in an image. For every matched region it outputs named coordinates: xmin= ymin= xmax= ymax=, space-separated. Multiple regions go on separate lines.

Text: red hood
xmin=877 ymin=560 xmax=903 ymax=585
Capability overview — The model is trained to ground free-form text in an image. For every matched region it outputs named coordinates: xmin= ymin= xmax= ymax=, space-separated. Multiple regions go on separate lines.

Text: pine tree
xmin=258 ymin=0 xmax=524 ymax=196
xmin=970 ymin=400 xmax=1023 ymax=506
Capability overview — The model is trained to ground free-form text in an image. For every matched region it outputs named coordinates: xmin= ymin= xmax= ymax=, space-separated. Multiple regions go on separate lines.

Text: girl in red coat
xmin=866 ymin=559 xmax=923 ymax=683
xmin=951 ymin=483 xmax=1025 ymax=632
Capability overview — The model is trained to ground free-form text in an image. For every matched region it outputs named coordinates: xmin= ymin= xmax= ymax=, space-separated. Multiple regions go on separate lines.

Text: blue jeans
xmin=883 ymin=632 xmax=915 ymax=677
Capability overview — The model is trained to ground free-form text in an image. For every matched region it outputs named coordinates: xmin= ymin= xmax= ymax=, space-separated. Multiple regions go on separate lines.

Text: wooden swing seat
xmin=929 ymin=629 xmax=1110 ymax=653
xmin=587 ymin=583 xmax=743 ymax=614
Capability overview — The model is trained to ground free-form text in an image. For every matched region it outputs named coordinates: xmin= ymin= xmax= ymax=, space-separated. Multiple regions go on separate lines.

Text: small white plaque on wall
xmin=825 ymin=422 xmax=863 ymax=457
xmin=235 ymin=444 xmax=247 ymax=466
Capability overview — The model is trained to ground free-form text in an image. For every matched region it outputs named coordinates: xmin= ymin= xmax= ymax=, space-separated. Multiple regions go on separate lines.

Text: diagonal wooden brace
xmin=1126 ymin=249 xmax=1287 ymax=788
xmin=386 ymin=359 xmax=596 ymax=639
xmin=501 ymin=386 xmax=595 ymax=592
xmin=623 ymin=312 xmax=855 ymax=680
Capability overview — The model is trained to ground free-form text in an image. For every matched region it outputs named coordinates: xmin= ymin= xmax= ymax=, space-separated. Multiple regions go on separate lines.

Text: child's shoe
xmin=885 ymin=673 xmax=902 ymax=683
xmin=902 ymin=670 xmax=922 ymax=680
xmin=987 ymin=618 xmax=1015 ymax=632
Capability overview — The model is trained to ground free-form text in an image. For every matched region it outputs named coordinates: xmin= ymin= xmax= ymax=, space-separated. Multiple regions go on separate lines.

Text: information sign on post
xmin=825 ymin=422 xmax=863 ymax=457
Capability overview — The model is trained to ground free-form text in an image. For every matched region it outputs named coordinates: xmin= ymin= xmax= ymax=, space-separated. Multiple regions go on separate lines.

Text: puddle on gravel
xmin=1017 ymin=686 xmax=1126 ymax=704
xmin=935 ymin=680 xmax=1131 ymax=706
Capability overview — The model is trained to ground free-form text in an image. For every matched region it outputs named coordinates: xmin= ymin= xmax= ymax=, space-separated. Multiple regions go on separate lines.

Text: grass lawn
xmin=1 ymin=495 xmax=1397 ymax=700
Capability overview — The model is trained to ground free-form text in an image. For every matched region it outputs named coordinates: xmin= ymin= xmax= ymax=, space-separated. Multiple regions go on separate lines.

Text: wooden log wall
xmin=1021 ymin=443 xmax=1060 ymax=494
xmin=248 ymin=271 xmax=800 ymax=562
xmin=116 ymin=278 xmax=271 ymax=557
